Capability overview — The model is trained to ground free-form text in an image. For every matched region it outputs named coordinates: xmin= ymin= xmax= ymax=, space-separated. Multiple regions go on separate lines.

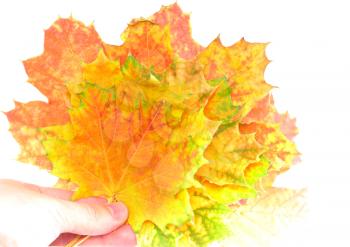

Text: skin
xmin=0 ymin=179 xmax=137 ymax=247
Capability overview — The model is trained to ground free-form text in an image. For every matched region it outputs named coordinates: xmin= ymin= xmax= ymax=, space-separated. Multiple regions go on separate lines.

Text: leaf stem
xmin=64 ymin=235 xmax=90 ymax=247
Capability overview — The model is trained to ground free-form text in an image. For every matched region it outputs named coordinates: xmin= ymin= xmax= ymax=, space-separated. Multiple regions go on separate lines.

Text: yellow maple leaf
xmin=197 ymin=124 xmax=266 ymax=186
xmin=198 ymin=37 xmax=273 ymax=120
xmin=4 ymin=3 xmax=302 ymax=247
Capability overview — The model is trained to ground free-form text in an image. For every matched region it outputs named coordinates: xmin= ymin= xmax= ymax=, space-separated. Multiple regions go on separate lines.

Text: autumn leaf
xmin=240 ymin=93 xmax=299 ymax=185
xmin=239 ymin=122 xmax=298 ymax=171
xmin=198 ymin=158 xmax=270 ymax=205
xmin=5 ymin=18 xmax=103 ymax=168
xmin=197 ymin=124 xmax=266 ymax=186
xmin=138 ymin=221 xmax=176 ymax=247
xmin=41 ymin=82 xmax=199 ymax=231
xmin=197 ymin=37 xmax=273 ymax=121
xmin=9 ymin=18 xmax=103 ymax=126
xmin=82 ymin=50 xmax=121 ymax=89
xmin=139 ymin=186 xmax=306 ymax=247
xmin=241 ymin=94 xmax=274 ymax=124
xmin=104 ymin=20 xmax=173 ymax=73
xmin=163 ymin=59 xmax=212 ymax=113
xmin=173 ymin=188 xmax=233 ymax=246
xmin=223 ymin=187 xmax=307 ymax=247
xmin=204 ymin=77 xmax=240 ymax=121
xmin=273 ymin=111 xmax=298 ymax=141
xmin=113 ymin=55 xmax=165 ymax=111
xmin=151 ymin=3 xmax=203 ymax=59
xmin=242 ymin=94 xmax=298 ymax=141
xmin=5 ymin=3 xmax=303 ymax=247
xmin=139 ymin=188 xmax=233 ymax=247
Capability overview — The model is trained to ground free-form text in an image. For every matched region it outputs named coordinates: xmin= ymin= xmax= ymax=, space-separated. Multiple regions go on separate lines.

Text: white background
xmin=0 ymin=0 xmax=349 ymax=246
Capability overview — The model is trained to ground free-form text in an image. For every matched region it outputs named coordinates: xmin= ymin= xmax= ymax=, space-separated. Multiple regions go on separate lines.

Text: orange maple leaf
xmin=5 ymin=18 xmax=103 ymax=168
xmin=5 ymin=3 xmax=302 ymax=247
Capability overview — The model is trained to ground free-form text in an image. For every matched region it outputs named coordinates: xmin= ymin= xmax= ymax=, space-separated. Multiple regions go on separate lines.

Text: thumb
xmin=54 ymin=199 xmax=128 ymax=236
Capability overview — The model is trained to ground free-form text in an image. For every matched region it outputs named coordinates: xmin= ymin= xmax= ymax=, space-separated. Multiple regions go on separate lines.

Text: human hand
xmin=0 ymin=179 xmax=137 ymax=247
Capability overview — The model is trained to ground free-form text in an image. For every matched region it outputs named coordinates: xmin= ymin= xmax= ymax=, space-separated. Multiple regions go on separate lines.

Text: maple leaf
xmin=104 ymin=20 xmax=173 ymax=73
xmin=173 ymin=188 xmax=233 ymax=247
xmin=37 ymin=46 xmax=219 ymax=231
xmin=151 ymin=3 xmax=203 ymax=59
xmin=241 ymin=94 xmax=274 ymax=124
xmin=197 ymin=124 xmax=266 ymax=186
xmin=242 ymin=94 xmax=298 ymax=141
xmin=197 ymin=37 xmax=273 ymax=121
xmin=139 ymin=186 xmax=306 ymax=247
xmin=5 ymin=3 xmax=303 ymax=247
xmin=240 ymin=94 xmax=300 ymax=186
xmin=223 ymin=187 xmax=307 ymax=247
xmin=5 ymin=18 xmax=103 ymax=168
xmin=239 ymin=122 xmax=298 ymax=169
xmin=203 ymin=77 xmax=240 ymax=122
xmin=138 ymin=188 xmax=232 ymax=247
xmin=198 ymin=157 xmax=271 ymax=205
xmin=40 ymin=81 xmax=201 ymax=231
xmin=138 ymin=221 xmax=177 ymax=247
xmin=273 ymin=111 xmax=298 ymax=141
xmin=7 ymin=18 xmax=103 ymax=127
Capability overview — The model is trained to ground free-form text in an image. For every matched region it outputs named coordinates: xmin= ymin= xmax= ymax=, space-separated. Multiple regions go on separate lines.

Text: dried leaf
xmin=5 ymin=18 xmax=103 ymax=167
xmin=197 ymin=37 xmax=272 ymax=119
xmin=151 ymin=3 xmax=203 ymax=59
xmin=105 ymin=20 xmax=172 ymax=73
xmin=197 ymin=124 xmax=266 ymax=185
xmin=239 ymin=123 xmax=298 ymax=170
xmin=223 ymin=188 xmax=307 ymax=247
xmin=41 ymin=84 xmax=197 ymax=231
xmin=5 ymin=4 xmax=302 ymax=247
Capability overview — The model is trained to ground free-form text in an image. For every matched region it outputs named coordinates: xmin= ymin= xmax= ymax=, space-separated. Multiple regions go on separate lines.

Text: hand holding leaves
xmin=5 ymin=3 xmax=303 ymax=246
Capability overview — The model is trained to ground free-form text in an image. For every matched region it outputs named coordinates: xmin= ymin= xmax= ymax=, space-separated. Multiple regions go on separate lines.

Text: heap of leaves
xmin=5 ymin=4 xmax=302 ymax=246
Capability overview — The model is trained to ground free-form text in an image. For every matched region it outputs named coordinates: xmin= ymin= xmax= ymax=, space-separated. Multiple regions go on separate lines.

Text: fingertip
xmin=55 ymin=199 xmax=130 ymax=236
xmin=107 ymin=202 xmax=128 ymax=223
